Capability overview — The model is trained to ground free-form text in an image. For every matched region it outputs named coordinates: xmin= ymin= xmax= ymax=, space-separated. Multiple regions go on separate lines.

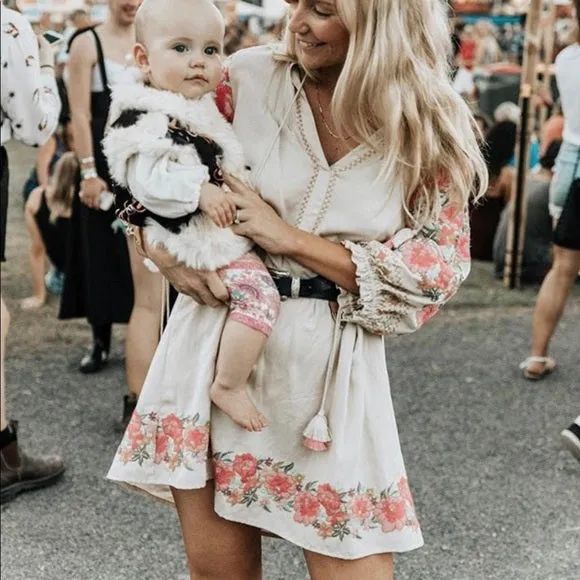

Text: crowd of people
xmin=0 ymin=0 xmax=578 ymax=577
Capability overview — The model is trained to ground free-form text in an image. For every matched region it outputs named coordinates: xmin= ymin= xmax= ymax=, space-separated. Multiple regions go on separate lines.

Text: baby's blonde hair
xmin=276 ymin=0 xmax=488 ymax=225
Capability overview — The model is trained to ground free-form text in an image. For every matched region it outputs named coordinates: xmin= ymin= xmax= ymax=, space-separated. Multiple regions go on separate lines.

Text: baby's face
xmin=136 ymin=4 xmax=225 ymax=99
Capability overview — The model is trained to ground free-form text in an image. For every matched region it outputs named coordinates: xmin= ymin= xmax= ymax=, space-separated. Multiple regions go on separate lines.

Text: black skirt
xmin=59 ymin=27 xmax=133 ymax=325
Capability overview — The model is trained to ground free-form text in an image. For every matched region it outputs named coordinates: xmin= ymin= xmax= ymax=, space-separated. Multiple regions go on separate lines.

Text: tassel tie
xmin=302 ymin=305 xmax=344 ymax=452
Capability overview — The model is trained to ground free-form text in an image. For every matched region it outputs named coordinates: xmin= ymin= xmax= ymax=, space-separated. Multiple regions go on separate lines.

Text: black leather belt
xmin=269 ymin=269 xmax=339 ymax=301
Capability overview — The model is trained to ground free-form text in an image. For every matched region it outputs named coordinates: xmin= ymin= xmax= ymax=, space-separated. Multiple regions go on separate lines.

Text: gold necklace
xmin=315 ymin=84 xmax=343 ymax=141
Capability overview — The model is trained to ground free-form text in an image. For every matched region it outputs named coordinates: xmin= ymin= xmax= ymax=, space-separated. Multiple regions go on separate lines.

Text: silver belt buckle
xmin=268 ymin=268 xmax=300 ymax=301
xmin=290 ymin=277 xmax=301 ymax=299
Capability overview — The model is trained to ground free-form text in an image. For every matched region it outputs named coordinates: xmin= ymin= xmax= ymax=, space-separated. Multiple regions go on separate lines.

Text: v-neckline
xmin=290 ymin=67 xmax=371 ymax=171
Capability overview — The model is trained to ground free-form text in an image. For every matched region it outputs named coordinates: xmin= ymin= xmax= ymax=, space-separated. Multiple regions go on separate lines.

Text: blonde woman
xmin=108 ymin=0 xmax=487 ymax=577
xmin=21 ymin=153 xmax=78 ymax=310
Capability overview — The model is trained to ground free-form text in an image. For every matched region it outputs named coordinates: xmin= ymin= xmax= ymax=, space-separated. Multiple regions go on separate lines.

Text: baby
xmin=103 ymin=0 xmax=280 ymax=432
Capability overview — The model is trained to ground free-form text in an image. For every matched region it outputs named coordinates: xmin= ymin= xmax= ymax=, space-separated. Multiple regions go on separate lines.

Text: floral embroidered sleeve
xmin=214 ymin=62 xmax=235 ymax=123
xmin=338 ymin=195 xmax=471 ymax=335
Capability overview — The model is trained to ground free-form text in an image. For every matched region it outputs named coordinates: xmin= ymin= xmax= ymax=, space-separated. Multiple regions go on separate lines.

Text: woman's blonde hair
xmin=276 ymin=0 xmax=488 ymax=225
xmin=47 ymin=152 xmax=78 ymax=224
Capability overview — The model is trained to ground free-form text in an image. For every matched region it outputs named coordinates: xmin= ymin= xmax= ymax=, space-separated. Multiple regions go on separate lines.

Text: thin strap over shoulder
xmin=68 ymin=26 xmax=110 ymax=97
xmin=88 ymin=28 xmax=110 ymax=97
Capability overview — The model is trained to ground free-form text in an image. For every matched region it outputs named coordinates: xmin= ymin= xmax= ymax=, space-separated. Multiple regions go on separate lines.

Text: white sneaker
xmin=560 ymin=420 xmax=580 ymax=463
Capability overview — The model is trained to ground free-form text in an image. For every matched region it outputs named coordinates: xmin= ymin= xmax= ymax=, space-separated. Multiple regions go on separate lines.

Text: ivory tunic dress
xmin=108 ymin=45 xmax=472 ymax=559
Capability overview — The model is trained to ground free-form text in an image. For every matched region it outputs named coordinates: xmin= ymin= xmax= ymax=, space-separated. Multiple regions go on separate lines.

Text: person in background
xmin=21 ymin=153 xmax=78 ymax=310
xmin=493 ymin=140 xmax=562 ymax=284
xmin=470 ymin=118 xmax=516 ymax=260
xmin=0 ymin=0 xmax=65 ymax=504
xmin=474 ymin=20 xmax=502 ymax=66
xmin=64 ymin=0 xmax=159 ymax=432
xmin=57 ymin=8 xmax=92 ymax=68
xmin=520 ymin=0 xmax=580 ymax=380
xmin=61 ymin=0 xmax=138 ymax=375
xmin=539 ymin=101 xmax=565 ymax=159
xmin=223 ymin=0 xmax=244 ymax=55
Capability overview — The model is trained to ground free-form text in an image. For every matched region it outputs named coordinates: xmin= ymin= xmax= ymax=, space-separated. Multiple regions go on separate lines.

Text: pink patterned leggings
xmin=217 ymin=252 xmax=280 ymax=337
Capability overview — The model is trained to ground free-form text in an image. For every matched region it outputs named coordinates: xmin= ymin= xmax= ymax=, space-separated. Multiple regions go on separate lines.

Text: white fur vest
xmin=103 ymin=78 xmax=252 ymax=270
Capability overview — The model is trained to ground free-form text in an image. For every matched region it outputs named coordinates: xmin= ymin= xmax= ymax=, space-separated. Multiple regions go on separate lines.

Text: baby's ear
xmin=133 ymin=43 xmax=150 ymax=73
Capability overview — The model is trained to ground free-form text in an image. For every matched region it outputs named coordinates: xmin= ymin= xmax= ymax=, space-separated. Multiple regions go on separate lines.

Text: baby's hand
xmin=199 ymin=183 xmax=237 ymax=228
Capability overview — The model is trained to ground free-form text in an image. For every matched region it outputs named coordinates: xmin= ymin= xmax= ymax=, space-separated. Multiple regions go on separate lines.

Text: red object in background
xmin=460 ymin=38 xmax=476 ymax=67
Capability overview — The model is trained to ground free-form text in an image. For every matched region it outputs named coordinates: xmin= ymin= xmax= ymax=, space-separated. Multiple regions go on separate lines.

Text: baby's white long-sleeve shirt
xmin=126 ymin=151 xmax=209 ymax=219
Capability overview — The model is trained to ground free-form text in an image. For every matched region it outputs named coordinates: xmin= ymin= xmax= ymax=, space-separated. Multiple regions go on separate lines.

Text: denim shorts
xmin=549 ymin=140 xmax=580 ymax=219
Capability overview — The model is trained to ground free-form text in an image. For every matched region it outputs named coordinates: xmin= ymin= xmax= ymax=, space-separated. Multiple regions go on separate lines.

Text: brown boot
xmin=0 ymin=420 xmax=65 ymax=504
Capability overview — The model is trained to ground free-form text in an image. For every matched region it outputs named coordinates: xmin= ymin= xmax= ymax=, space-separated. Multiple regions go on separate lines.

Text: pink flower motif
xmin=227 ymin=490 xmax=243 ymax=505
xmin=374 ymin=497 xmax=407 ymax=532
xmin=128 ymin=433 xmax=145 ymax=450
xmin=433 ymin=263 xmax=455 ymax=292
xmin=317 ymin=483 xmax=342 ymax=516
xmin=437 ymin=224 xmax=457 ymax=247
xmin=242 ymin=476 xmax=259 ymax=492
xmin=214 ymin=68 xmax=234 ymax=123
xmin=161 ymin=414 xmax=183 ymax=441
xmin=293 ymin=491 xmax=321 ymax=525
xmin=398 ymin=477 xmax=414 ymax=507
xmin=350 ymin=495 xmax=373 ymax=521
xmin=214 ymin=460 xmax=236 ymax=492
xmin=154 ymin=433 xmax=169 ymax=463
xmin=233 ymin=453 xmax=259 ymax=481
xmin=317 ymin=523 xmax=334 ymax=539
xmin=126 ymin=413 xmax=142 ymax=438
xmin=264 ymin=472 xmax=296 ymax=500
xmin=457 ymin=232 xmax=471 ymax=261
xmin=440 ymin=202 xmax=464 ymax=229
xmin=416 ymin=304 xmax=439 ymax=328
xmin=401 ymin=240 xmax=441 ymax=273
xmin=184 ymin=426 xmax=208 ymax=455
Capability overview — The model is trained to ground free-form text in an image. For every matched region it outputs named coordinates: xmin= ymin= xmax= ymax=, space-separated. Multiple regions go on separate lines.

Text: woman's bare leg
xmin=126 ymin=239 xmax=163 ymax=398
xmin=304 ymin=550 xmax=394 ymax=580
xmin=171 ymin=482 xmax=262 ymax=580
xmin=527 ymin=245 xmax=580 ymax=375
xmin=210 ymin=321 xmax=268 ymax=432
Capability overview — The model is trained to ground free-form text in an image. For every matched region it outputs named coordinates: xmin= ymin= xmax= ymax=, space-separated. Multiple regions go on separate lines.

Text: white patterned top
xmin=1 ymin=4 xmax=60 ymax=147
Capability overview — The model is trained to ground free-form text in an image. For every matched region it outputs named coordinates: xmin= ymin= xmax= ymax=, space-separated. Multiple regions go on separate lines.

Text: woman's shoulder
xmin=226 ymin=44 xmax=284 ymax=82
xmin=555 ymin=43 xmax=580 ymax=67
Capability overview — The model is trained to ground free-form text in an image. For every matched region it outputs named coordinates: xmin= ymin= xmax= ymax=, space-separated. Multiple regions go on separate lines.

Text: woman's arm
xmin=67 ymin=32 xmax=106 ymax=210
xmin=36 ymin=136 xmax=57 ymax=188
xmin=0 ymin=13 xmax=60 ymax=146
xmin=226 ymin=175 xmax=359 ymax=292
xmin=226 ymin=176 xmax=470 ymax=335
xmin=21 ymin=189 xmax=47 ymax=309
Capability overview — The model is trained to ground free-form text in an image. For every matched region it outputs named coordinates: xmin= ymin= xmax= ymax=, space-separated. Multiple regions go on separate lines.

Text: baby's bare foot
xmin=210 ymin=383 xmax=268 ymax=432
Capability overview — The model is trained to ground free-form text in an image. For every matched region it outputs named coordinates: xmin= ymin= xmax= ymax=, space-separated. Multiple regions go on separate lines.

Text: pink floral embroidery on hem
xmin=213 ymin=452 xmax=419 ymax=541
xmin=116 ymin=412 xmax=209 ymax=472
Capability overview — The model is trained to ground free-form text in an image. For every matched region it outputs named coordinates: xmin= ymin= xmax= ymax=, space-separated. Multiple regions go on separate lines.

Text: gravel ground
xmin=1 ymin=142 xmax=579 ymax=580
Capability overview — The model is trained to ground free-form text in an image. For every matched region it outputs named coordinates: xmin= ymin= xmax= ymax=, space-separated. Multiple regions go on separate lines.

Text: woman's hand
xmin=80 ymin=176 xmax=107 ymax=210
xmin=225 ymin=174 xmax=296 ymax=255
xmin=142 ymin=234 xmax=229 ymax=307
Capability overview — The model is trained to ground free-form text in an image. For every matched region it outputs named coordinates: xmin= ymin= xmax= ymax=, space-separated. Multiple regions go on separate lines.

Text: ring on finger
xmin=233 ymin=209 xmax=241 ymax=225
